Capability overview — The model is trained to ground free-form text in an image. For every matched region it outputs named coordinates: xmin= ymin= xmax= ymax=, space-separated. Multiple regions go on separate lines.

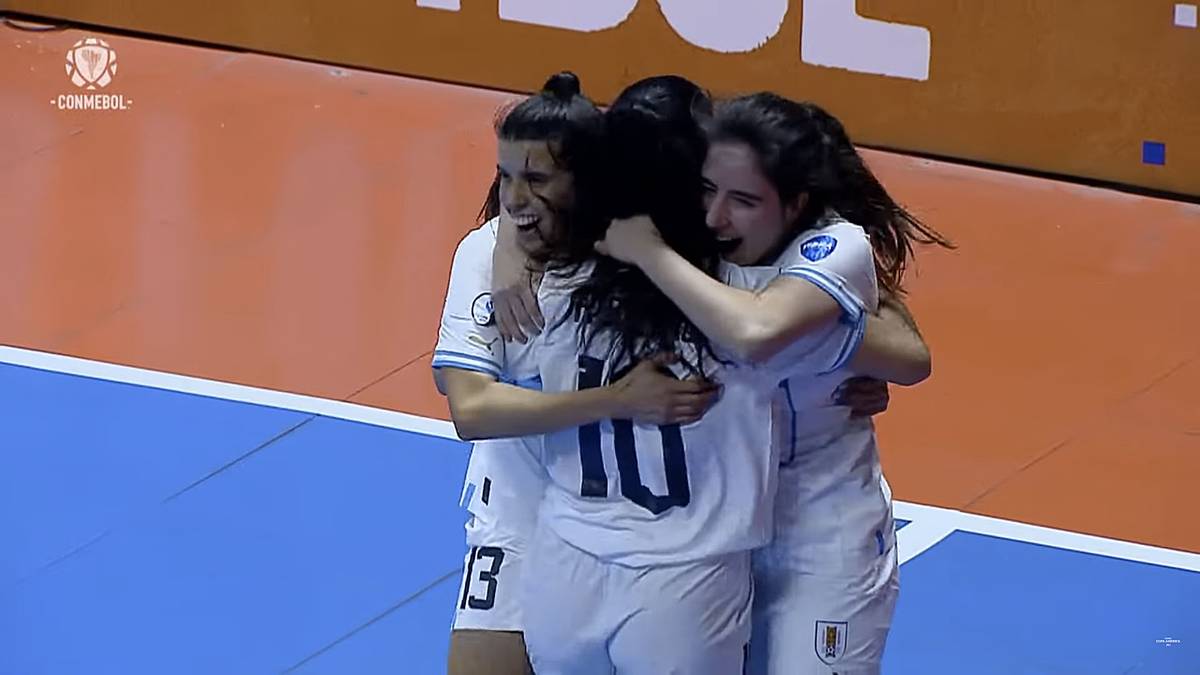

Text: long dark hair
xmin=475 ymin=71 xmax=607 ymax=261
xmin=708 ymin=93 xmax=953 ymax=295
xmin=555 ymin=75 xmax=722 ymax=374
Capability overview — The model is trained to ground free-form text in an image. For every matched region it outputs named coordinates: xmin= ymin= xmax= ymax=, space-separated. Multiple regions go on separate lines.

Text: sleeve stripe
xmin=433 ymin=349 xmax=501 ymax=370
xmin=431 ymin=358 xmax=502 ymax=378
xmin=780 ymin=266 xmax=865 ymax=318
xmin=431 ymin=360 xmax=500 ymax=377
xmin=824 ymin=309 xmax=868 ymax=374
xmin=779 ymin=380 xmax=798 ymax=466
xmin=432 ymin=349 xmax=502 ymax=375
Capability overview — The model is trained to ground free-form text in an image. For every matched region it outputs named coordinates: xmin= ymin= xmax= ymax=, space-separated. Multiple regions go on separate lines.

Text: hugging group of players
xmin=432 ymin=71 xmax=951 ymax=675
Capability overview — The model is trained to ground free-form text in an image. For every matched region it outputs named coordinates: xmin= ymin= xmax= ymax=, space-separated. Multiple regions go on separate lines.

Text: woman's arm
xmin=597 ymin=215 xmax=840 ymax=364
xmin=434 ymin=356 xmax=720 ymax=441
xmin=437 ymin=368 xmax=618 ymax=441
xmin=851 ymin=295 xmax=931 ymax=386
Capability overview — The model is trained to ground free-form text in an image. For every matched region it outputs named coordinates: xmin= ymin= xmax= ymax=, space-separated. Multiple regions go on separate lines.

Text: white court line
xmin=0 ymin=345 xmax=459 ymax=440
xmin=4 ymin=344 xmax=1200 ymax=573
xmin=954 ymin=510 xmax=1200 ymax=573
xmin=895 ymin=516 xmax=957 ymax=565
xmin=893 ymin=500 xmax=959 ymax=525
xmin=893 ymin=502 xmax=961 ymax=564
xmin=895 ymin=501 xmax=1200 ymax=573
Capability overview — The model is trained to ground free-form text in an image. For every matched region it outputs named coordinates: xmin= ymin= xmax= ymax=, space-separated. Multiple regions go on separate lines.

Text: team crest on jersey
xmin=815 ymin=621 xmax=848 ymax=664
xmin=471 ymin=292 xmax=494 ymax=326
xmin=801 ymin=234 xmax=838 ymax=261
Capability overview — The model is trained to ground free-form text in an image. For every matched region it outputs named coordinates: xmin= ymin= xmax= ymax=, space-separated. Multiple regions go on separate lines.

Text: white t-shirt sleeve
xmin=715 ymin=262 xmax=855 ymax=381
xmin=775 ymin=222 xmax=878 ymax=373
xmin=777 ymin=222 xmax=878 ymax=316
xmin=431 ymin=222 xmax=504 ymax=379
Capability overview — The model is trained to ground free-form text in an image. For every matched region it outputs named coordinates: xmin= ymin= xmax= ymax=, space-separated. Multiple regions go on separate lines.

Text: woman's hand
xmin=491 ymin=210 xmax=544 ymax=343
xmin=594 ymin=215 xmax=667 ymax=267
xmin=609 ymin=353 xmax=721 ymax=426
xmin=834 ymin=376 xmax=891 ymax=417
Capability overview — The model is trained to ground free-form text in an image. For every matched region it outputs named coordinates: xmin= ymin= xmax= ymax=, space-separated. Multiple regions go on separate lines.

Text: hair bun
xmin=542 ymin=71 xmax=581 ymax=101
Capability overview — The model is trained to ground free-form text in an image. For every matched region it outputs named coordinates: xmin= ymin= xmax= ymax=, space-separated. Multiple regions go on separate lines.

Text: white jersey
xmin=531 ymin=261 xmax=865 ymax=567
xmin=773 ymin=214 xmax=879 ymax=443
xmin=770 ymin=213 xmax=895 ymax=569
xmin=432 ymin=217 xmax=546 ymax=541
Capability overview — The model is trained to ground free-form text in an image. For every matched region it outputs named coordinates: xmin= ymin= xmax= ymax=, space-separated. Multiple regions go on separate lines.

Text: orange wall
xmin=5 ymin=0 xmax=1198 ymax=195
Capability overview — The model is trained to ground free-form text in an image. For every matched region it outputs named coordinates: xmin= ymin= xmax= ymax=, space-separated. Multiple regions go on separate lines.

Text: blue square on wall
xmin=1142 ymin=141 xmax=1166 ymax=166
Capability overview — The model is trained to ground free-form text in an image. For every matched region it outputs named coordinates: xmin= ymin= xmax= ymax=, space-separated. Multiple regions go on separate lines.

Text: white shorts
xmin=452 ymin=542 xmax=526 ymax=632
xmin=521 ymin=524 xmax=753 ymax=675
xmin=748 ymin=541 xmax=899 ymax=675
xmin=451 ymin=437 xmax=544 ymax=634
xmin=451 ymin=510 xmax=530 ymax=633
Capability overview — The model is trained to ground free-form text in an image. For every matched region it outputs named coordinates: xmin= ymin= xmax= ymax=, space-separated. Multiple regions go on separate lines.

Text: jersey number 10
xmin=576 ymin=356 xmax=691 ymax=514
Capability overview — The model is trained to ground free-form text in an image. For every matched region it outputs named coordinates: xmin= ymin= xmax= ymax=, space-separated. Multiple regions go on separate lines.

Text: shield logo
xmin=66 ymin=38 xmax=117 ymax=90
xmin=815 ymin=621 xmax=848 ymax=665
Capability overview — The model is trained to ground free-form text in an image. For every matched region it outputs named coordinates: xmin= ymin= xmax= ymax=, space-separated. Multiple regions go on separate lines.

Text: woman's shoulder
xmin=774 ymin=210 xmax=871 ymax=268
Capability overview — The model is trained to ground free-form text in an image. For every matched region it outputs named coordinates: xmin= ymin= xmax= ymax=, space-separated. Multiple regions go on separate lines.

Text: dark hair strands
xmin=709 ymin=93 xmax=954 ymax=296
xmin=558 ymin=75 xmax=724 ymax=376
xmin=476 ymin=71 xmax=605 ymax=244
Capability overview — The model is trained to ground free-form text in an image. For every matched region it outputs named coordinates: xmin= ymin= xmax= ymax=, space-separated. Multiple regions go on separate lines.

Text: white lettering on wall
xmin=657 ymin=0 xmax=788 ymax=53
xmin=416 ymin=0 xmax=932 ymax=81
xmin=800 ymin=0 xmax=930 ymax=80
xmin=415 ymin=0 xmax=460 ymax=10
xmin=499 ymin=0 xmax=638 ymax=31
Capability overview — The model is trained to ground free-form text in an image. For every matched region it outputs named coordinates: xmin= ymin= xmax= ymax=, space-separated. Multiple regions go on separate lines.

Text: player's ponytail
xmin=542 ymin=71 xmax=581 ymax=101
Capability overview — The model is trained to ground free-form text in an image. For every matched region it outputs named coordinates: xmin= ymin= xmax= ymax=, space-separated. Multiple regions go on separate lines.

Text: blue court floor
xmin=2 ymin=359 xmax=1196 ymax=674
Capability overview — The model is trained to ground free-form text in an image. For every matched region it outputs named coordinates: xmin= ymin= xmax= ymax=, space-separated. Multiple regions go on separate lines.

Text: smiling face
xmin=496 ymin=138 xmax=576 ymax=254
xmin=701 ymin=141 xmax=805 ymax=265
